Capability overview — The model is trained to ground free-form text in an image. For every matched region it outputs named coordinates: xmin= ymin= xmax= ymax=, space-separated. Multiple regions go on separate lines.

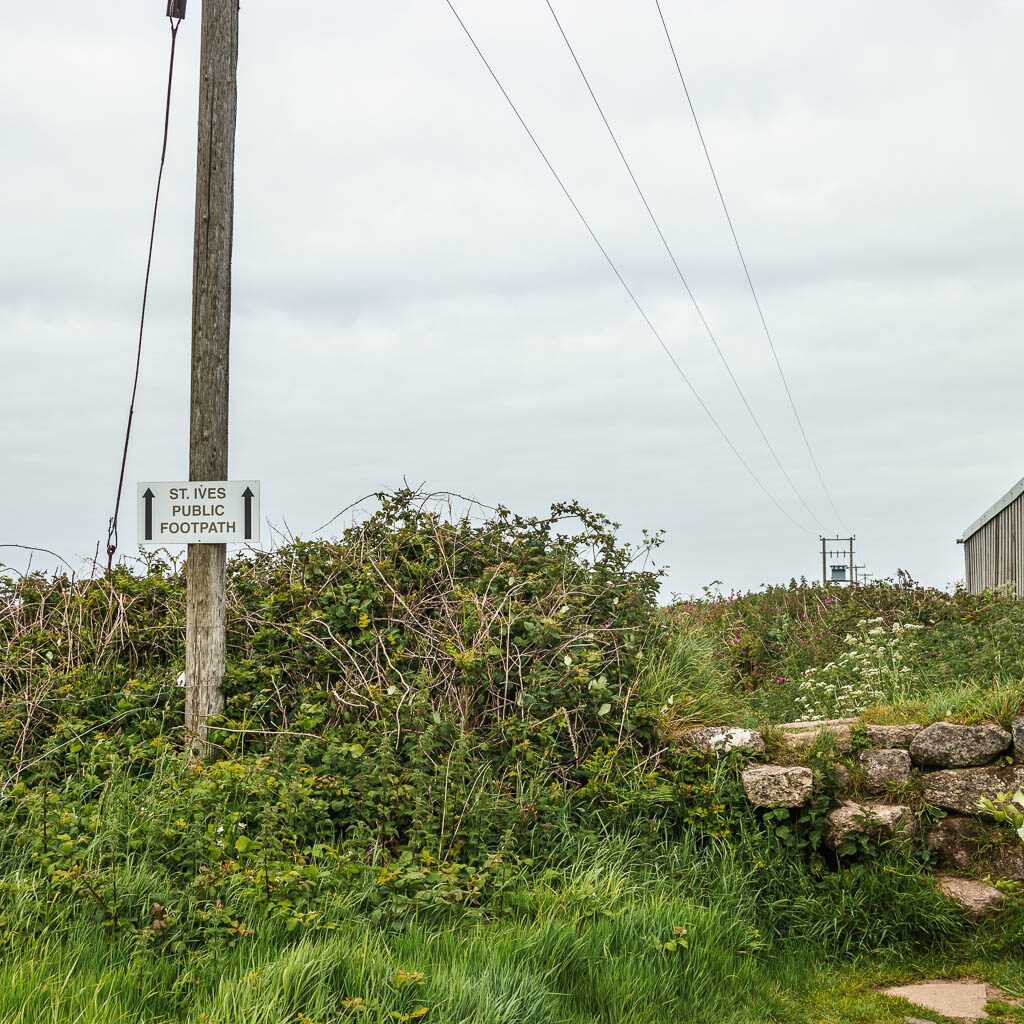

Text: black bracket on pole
xmin=167 ymin=0 xmax=187 ymax=18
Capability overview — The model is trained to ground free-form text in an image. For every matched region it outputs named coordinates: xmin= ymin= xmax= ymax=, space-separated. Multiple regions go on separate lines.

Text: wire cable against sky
xmin=654 ymin=0 xmax=850 ymax=533
xmin=105 ymin=13 xmax=184 ymax=572
xmin=545 ymin=0 xmax=827 ymax=533
xmin=443 ymin=0 xmax=813 ymax=534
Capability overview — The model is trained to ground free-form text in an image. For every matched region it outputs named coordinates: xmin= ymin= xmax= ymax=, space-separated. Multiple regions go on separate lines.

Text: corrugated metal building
xmin=959 ymin=476 xmax=1024 ymax=595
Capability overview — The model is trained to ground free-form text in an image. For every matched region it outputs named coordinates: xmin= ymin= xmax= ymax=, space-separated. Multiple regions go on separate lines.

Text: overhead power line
xmin=544 ymin=0 xmax=827 ymax=533
xmin=106 ymin=13 xmax=184 ymax=571
xmin=653 ymin=0 xmax=850 ymax=533
xmin=442 ymin=0 xmax=813 ymax=534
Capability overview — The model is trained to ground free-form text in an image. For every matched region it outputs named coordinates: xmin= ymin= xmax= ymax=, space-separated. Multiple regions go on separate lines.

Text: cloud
xmin=3 ymin=0 xmax=1023 ymax=596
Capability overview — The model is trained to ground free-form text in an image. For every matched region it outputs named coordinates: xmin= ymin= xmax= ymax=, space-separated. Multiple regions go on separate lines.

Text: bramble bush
xmin=3 ymin=491 xmax=730 ymax=918
xmin=2 ymin=490 xmax=665 ymax=774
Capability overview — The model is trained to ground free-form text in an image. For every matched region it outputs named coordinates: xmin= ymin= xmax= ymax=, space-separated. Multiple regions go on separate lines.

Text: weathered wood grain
xmin=964 ymin=491 xmax=1024 ymax=595
xmin=186 ymin=0 xmax=239 ymax=757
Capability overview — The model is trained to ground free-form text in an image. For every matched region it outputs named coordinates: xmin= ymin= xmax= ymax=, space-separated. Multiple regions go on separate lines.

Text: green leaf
xmin=235 ymin=835 xmax=251 ymax=854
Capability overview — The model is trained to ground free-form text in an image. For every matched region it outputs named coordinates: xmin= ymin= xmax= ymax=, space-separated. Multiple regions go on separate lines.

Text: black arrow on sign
xmin=142 ymin=488 xmax=155 ymax=541
xmin=242 ymin=486 xmax=254 ymax=540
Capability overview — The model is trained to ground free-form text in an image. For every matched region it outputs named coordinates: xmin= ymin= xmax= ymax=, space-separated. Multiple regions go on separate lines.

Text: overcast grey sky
xmin=3 ymin=0 xmax=1022 ymax=595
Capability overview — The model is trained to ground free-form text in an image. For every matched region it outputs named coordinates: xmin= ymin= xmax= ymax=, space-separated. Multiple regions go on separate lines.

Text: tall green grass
xmin=655 ymin=583 xmax=1024 ymax=727
xmin=2 ymin=790 xmax=1010 ymax=1024
xmin=633 ymin=620 xmax=750 ymax=731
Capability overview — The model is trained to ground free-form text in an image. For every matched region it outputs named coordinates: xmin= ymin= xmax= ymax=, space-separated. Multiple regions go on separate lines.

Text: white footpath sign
xmin=137 ymin=480 xmax=260 ymax=545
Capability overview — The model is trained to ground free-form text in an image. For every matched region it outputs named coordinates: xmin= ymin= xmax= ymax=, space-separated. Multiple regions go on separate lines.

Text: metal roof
xmin=959 ymin=475 xmax=1024 ymax=542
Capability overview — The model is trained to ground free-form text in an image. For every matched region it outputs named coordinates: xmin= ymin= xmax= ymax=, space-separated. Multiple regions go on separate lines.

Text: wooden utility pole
xmin=185 ymin=0 xmax=239 ymax=757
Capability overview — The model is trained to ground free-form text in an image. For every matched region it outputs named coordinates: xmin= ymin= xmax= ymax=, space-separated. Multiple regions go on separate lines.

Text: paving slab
xmin=881 ymin=981 xmax=989 ymax=1020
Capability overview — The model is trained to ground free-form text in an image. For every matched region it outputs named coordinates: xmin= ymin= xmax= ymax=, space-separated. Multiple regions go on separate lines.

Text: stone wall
xmin=678 ymin=716 xmax=1024 ymax=918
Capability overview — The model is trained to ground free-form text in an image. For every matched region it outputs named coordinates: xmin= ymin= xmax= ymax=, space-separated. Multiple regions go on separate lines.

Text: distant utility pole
xmin=185 ymin=0 xmax=239 ymax=757
xmin=820 ymin=536 xmax=856 ymax=586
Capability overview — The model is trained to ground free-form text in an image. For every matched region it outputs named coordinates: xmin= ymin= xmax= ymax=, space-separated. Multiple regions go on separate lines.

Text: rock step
xmin=910 ymin=722 xmax=1012 ymax=768
xmin=741 ymin=765 xmax=812 ymax=808
xmin=926 ymin=816 xmax=1024 ymax=881
xmin=825 ymin=800 xmax=916 ymax=851
xmin=921 ymin=764 xmax=1024 ymax=815
xmin=777 ymin=718 xmax=859 ymax=731
xmin=858 ymin=748 xmax=911 ymax=792
xmin=779 ymin=722 xmax=853 ymax=752
xmin=676 ymin=725 xmax=765 ymax=755
xmin=677 ymin=719 xmax=1023 ymax=763
xmin=936 ymin=875 xmax=1005 ymax=920
xmin=864 ymin=724 xmax=922 ymax=749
